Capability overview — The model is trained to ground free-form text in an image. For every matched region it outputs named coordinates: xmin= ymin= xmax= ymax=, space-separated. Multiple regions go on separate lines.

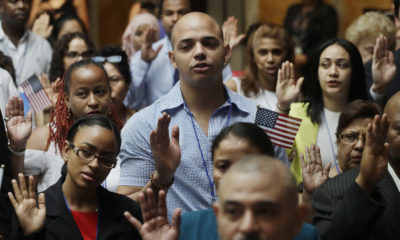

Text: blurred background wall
xmin=88 ymin=0 xmax=392 ymax=71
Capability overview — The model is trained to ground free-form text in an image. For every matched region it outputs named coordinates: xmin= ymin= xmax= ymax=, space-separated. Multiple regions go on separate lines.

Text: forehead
xmin=68 ymin=38 xmax=87 ymax=51
xmin=72 ymin=125 xmax=117 ymax=150
xmin=254 ymin=37 xmax=284 ymax=50
xmin=173 ymin=16 xmax=221 ymax=44
xmin=163 ymin=0 xmax=190 ymax=11
xmin=219 ymin=172 xmax=287 ymax=204
xmin=320 ymin=44 xmax=350 ymax=60
xmin=70 ymin=65 xmax=107 ymax=86
xmin=341 ymin=117 xmax=372 ymax=132
xmin=215 ymin=136 xmax=260 ymax=158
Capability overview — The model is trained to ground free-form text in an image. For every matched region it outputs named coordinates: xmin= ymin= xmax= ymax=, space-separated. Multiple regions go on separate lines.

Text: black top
xmin=0 ymin=110 xmax=12 ymax=239
xmin=313 ymin=167 xmax=400 ymax=240
xmin=12 ymin=178 xmax=143 ymax=240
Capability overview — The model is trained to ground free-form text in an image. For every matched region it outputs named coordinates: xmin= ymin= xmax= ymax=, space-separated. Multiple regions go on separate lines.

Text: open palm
xmin=8 ymin=174 xmax=46 ymax=235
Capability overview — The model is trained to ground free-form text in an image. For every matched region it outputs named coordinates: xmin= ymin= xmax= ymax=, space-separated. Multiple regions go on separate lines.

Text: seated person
xmin=126 ymin=154 xmax=319 ymax=240
xmin=312 ymin=92 xmax=396 ymax=239
xmin=9 ymin=115 xmax=142 ymax=239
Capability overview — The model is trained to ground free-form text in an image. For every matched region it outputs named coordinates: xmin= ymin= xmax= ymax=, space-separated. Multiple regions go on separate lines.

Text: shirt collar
xmin=388 ymin=163 xmax=400 ymax=192
xmin=0 ymin=21 xmax=29 ymax=43
xmin=158 ymin=82 xmax=251 ymax=116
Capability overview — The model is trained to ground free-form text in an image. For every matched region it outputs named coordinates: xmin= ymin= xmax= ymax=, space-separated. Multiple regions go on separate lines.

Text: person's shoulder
xmin=181 ymin=209 xmax=215 ymax=223
xmin=289 ymin=102 xmax=309 ymax=116
xmin=315 ymin=167 xmax=359 ymax=197
xmin=28 ymin=31 xmax=52 ymax=49
xmin=0 ymin=67 xmax=13 ymax=84
xmin=27 ymin=125 xmax=50 ymax=150
xmin=295 ymin=223 xmax=321 ymax=240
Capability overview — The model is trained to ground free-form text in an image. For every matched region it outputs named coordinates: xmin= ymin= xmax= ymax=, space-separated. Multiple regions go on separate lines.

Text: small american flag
xmin=21 ymin=75 xmax=52 ymax=113
xmin=255 ymin=107 xmax=302 ymax=149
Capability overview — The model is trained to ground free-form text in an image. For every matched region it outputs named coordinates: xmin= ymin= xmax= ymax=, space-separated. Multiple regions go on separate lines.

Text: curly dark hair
xmin=94 ymin=45 xmax=132 ymax=87
xmin=49 ymin=32 xmax=95 ymax=83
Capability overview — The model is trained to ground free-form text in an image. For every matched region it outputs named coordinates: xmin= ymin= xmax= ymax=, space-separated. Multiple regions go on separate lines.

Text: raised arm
xmin=124 ymin=189 xmax=180 ymax=240
xmin=371 ymin=36 xmax=396 ymax=96
xmin=5 ymin=97 xmax=32 ymax=179
xmin=8 ymin=174 xmax=46 ymax=236
xmin=355 ymin=114 xmax=390 ymax=194
xmin=276 ymin=61 xmax=304 ymax=114
xmin=118 ymin=112 xmax=180 ymax=201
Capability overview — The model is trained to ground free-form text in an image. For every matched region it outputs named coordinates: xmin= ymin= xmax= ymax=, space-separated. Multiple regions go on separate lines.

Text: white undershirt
xmin=316 ymin=108 xmax=340 ymax=168
xmin=388 ymin=164 xmax=400 ymax=192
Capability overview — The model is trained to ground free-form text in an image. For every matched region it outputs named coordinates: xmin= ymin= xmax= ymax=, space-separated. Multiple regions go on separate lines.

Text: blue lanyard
xmin=323 ymin=111 xmax=340 ymax=174
xmin=63 ymin=194 xmax=99 ymax=239
xmin=183 ymin=97 xmax=233 ymax=203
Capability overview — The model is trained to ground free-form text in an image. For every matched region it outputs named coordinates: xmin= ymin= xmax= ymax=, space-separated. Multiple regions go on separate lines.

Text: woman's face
xmin=253 ymin=37 xmax=286 ymax=83
xmin=213 ymin=135 xmax=261 ymax=189
xmin=103 ymin=62 xmax=128 ymax=109
xmin=318 ymin=44 xmax=352 ymax=99
xmin=133 ymin=24 xmax=151 ymax=51
xmin=337 ymin=117 xmax=372 ymax=171
xmin=58 ymin=19 xmax=84 ymax=40
xmin=63 ymin=37 xmax=91 ymax=71
xmin=63 ymin=125 xmax=118 ymax=189
xmin=65 ymin=64 xmax=112 ymax=121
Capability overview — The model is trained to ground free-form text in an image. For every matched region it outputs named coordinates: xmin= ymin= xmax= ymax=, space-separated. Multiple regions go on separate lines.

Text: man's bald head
xmin=215 ymin=155 xmax=303 ymax=240
xmin=384 ymin=91 xmax=400 ymax=169
xmin=170 ymin=12 xmax=224 ymax=49
xmin=218 ymin=154 xmax=298 ymax=206
xmin=384 ymin=91 xmax=400 ymax=115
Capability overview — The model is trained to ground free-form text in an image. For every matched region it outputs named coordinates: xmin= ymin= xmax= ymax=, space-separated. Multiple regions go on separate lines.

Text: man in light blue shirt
xmin=124 ymin=0 xmax=232 ymax=110
xmin=118 ymin=12 xmax=287 ymax=218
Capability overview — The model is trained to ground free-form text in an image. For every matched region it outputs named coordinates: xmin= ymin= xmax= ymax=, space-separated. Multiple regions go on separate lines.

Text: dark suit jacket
xmin=365 ymin=49 xmax=400 ymax=104
xmin=0 ymin=110 xmax=12 ymax=239
xmin=312 ymin=167 xmax=400 ymax=240
xmin=12 ymin=178 xmax=143 ymax=240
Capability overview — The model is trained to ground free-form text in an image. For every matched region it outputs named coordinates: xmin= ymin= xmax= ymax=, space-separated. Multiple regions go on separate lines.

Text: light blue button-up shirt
xmin=124 ymin=36 xmax=232 ymax=110
xmin=119 ymin=83 xmax=288 ymax=218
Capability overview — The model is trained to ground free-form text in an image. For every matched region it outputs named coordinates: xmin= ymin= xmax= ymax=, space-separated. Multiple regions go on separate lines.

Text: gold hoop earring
xmin=67 ymin=105 xmax=72 ymax=119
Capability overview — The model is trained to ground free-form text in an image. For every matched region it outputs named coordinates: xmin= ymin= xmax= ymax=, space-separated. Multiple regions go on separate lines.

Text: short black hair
xmin=211 ymin=122 xmax=275 ymax=161
xmin=395 ymin=0 xmax=400 ymax=18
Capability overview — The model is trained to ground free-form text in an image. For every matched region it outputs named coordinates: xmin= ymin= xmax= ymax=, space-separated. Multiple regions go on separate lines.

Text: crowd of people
xmin=0 ymin=0 xmax=399 ymax=239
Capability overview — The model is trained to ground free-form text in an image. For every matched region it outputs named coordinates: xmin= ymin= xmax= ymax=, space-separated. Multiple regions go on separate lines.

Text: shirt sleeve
xmin=24 ymin=149 xmax=49 ymax=176
xmin=124 ymin=51 xmax=150 ymax=110
xmin=118 ymin=112 xmax=156 ymax=187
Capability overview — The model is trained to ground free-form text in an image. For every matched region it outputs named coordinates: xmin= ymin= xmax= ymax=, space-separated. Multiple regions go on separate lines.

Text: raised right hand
xmin=141 ymin=27 xmax=163 ymax=62
xmin=6 ymin=97 xmax=32 ymax=152
xmin=276 ymin=61 xmax=304 ymax=112
xmin=300 ymin=143 xmax=331 ymax=195
xmin=150 ymin=112 xmax=180 ymax=184
xmin=356 ymin=114 xmax=390 ymax=194
xmin=124 ymin=189 xmax=180 ymax=240
xmin=8 ymin=174 xmax=46 ymax=235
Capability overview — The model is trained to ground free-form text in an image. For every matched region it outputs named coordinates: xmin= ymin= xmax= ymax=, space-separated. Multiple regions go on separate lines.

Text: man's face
xmin=2 ymin=0 xmax=31 ymax=27
xmin=161 ymin=0 xmax=190 ymax=38
xmin=387 ymin=100 xmax=400 ymax=165
xmin=169 ymin=14 xmax=230 ymax=89
xmin=214 ymin=172 xmax=301 ymax=240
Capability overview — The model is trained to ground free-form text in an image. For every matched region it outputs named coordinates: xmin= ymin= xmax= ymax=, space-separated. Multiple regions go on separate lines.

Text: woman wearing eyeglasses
xmin=93 ymin=46 xmax=135 ymax=125
xmin=9 ymin=114 xmax=142 ymax=239
xmin=23 ymin=60 xmax=121 ymax=193
xmin=299 ymin=100 xmax=382 ymax=219
xmin=35 ymin=32 xmax=95 ymax=126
